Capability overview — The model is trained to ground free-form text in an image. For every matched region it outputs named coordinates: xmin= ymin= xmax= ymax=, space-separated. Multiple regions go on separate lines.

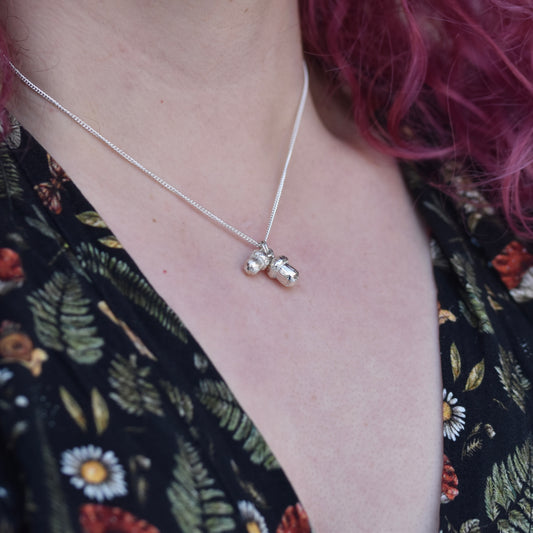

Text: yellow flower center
xmin=80 ymin=460 xmax=108 ymax=484
xmin=246 ymin=522 xmax=261 ymax=533
xmin=442 ymin=401 xmax=452 ymax=422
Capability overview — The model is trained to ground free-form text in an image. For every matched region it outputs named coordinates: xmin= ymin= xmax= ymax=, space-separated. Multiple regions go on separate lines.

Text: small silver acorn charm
xmin=243 ymin=242 xmax=299 ymax=287
xmin=243 ymin=243 xmax=274 ymax=276
xmin=267 ymin=256 xmax=299 ymax=287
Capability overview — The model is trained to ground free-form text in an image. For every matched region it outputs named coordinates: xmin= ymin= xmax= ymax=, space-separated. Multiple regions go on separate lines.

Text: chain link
xmin=9 ymin=60 xmax=309 ymax=249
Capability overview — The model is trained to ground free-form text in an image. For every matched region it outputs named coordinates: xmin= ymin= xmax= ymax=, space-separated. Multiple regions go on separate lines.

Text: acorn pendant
xmin=243 ymin=242 xmax=299 ymax=287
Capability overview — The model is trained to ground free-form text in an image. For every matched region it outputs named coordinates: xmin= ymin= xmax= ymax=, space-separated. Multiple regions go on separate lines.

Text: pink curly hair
xmin=300 ymin=0 xmax=533 ymax=237
xmin=1 ymin=2 xmax=532 ymax=235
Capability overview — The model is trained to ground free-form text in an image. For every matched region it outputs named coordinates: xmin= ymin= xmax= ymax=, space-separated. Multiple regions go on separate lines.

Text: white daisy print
xmin=60 ymin=445 xmax=127 ymax=501
xmin=0 ymin=368 xmax=13 ymax=386
xmin=238 ymin=500 xmax=268 ymax=533
xmin=442 ymin=389 xmax=466 ymax=441
xmin=510 ymin=267 xmax=533 ymax=303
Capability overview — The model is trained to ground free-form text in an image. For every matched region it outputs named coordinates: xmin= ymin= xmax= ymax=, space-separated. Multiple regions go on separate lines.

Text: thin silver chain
xmin=9 ymin=60 xmax=309 ymax=249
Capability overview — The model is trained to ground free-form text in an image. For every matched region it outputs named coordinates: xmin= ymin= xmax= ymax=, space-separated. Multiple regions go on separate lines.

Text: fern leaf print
xmin=197 ymin=380 xmax=280 ymax=470
xmin=27 ymin=271 xmax=104 ymax=364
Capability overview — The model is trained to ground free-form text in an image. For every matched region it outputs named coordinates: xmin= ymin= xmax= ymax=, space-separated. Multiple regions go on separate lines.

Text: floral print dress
xmin=0 ymin=121 xmax=531 ymax=532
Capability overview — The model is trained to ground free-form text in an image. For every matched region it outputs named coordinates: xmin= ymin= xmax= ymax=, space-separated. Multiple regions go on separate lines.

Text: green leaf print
xmin=450 ymin=253 xmax=494 ymax=334
xmin=484 ymin=436 xmax=533 ymax=531
xmin=59 ymin=386 xmax=87 ymax=431
xmin=75 ymin=242 xmax=187 ymax=342
xmin=495 ymin=347 xmax=532 ymax=414
xmin=459 ymin=519 xmax=481 ymax=532
xmin=97 ymin=235 xmax=123 ymax=249
xmin=75 ymin=210 xmax=108 ymax=228
xmin=167 ymin=436 xmax=236 ymax=533
xmin=36 ymin=407 xmax=76 ymax=533
xmin=27 ymin=272 xmax=104 ymax=364
xmin=0 ymin=143 xmax=23 ymax=202
xmin=197 ymin=379 xmax=280 ymax=470
xmin=230 ymin=460 xmax=268 ymax=509
xmin=462 ymin=437 xmax=482 ymax=458
xmin=464 ymin=360 xmax=485 ymax=392
xmin=25 ymin=207 xmax=92 ymax=283
xmin=91 ymin=387 xmax=110 ymax=435
xmin=26 ymin=206 xmax=63 ymax=242
xmin=109 ymin=354 xmax=164 ymax=417
xmin=160 ymin=380 xmax=194 ymax=423
xmin=423 ymin=198 xmax=456 ymax=228
xmin=450 ymin=342 xmax=461 ymax=382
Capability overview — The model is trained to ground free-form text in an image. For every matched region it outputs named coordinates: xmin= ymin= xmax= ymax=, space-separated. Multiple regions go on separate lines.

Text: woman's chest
xmin=195 ymin=271 xmax=443 ymax=532
xmin=7 ymin=121 xmax=447 ymax=530
xmin=143 ymin=192 xmax=444 ymax=531
xmin=71 ymin=143 xmax=445 ymax=531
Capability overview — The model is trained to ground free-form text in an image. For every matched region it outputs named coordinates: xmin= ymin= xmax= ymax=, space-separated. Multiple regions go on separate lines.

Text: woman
xmin=0 ymin=1 xmax=531 ymax=531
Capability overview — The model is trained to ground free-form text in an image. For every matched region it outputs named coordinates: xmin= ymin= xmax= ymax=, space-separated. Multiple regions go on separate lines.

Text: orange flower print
xmin=34 ymin=154 xmax=70 ymax=214
xmin=0 ymin=321 xmax=48 ymax=376
xmin=441 ymin=454 xmax=459 ymax=503
xmin=276 ymin=503 xmax=311 ymax=533
xmin=0 ymin=248 xmax=24 ymax=295
xmin=438 ymin=302 xmax=457 ymax=325
xmin=492 ymin=241 xmax=533 ymax=290
xmin=79 ymin=504 xmax=160 ymax=533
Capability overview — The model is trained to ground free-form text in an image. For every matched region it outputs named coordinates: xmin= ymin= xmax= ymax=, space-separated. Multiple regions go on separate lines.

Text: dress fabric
xmin=0 ymin=122 xmax=531 ymax=533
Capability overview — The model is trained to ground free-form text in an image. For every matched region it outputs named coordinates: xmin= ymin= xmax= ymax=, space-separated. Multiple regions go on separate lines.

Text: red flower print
xmin=0 ymin=321 xmax=48 ymax=376
xmin=34 ymin=154 xmax=70 ymax=214
xmin=0 ymin=331 xmax=33 ymax=362
xmin=492 ymin=241 xmax=533 ymax=290
xmin=441 ymin=454 xmax=459 ymax=504
xmin=79 ymin=504 xmax=160 ymax=533
xmin=0 ymin=248 xmax=24 ymax=282
xmin=276 ymin=503 xmax=311 ymax=533
xmin=0 ymin=248 xmax=24 ymax=294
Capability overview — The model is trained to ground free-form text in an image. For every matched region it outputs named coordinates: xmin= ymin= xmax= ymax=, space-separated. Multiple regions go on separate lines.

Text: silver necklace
xmin=9 ymin=61 xmax=309 ymax=288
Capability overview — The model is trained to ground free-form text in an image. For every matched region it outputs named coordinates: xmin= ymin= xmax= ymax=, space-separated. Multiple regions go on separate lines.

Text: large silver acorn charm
xmin=243 ymin=242 xmax=299 ymax=287
xmin=267 ymin=256 xmax=299 ymax=287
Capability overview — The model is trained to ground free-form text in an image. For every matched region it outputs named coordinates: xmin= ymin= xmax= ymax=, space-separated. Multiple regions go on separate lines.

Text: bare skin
xmin=4 ymin=1 xmax=443 ymax=531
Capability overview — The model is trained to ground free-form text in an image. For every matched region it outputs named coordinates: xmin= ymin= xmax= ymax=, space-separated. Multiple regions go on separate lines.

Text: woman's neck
xmin=3 ymin=1 xmax=305 ymax=153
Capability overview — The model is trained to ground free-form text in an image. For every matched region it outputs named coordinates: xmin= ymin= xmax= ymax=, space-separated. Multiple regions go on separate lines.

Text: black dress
xmin=0 ymin=122 xmax=531 ymax=532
